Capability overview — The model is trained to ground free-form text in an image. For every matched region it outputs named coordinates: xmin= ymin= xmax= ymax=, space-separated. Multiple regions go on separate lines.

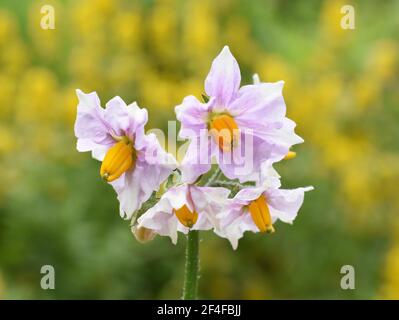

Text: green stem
xmin=205 ymin=167 xmax=221 ymax=186
xmin=182 ymin=230 xmax=199 ymax=300
xmin=181 ymin=167 xmax=219 ymax=299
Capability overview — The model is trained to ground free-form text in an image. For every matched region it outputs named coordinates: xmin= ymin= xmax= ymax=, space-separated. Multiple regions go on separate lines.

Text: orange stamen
xmin=248 ymin=195 xmax=275 ymax=233
xmin=100 ymin=140 xmax=135 ymax=182
xmin=209 ymin=114 xmax=239 ymax=151
xmin=174 ymin=205 xmax=198 ymax=228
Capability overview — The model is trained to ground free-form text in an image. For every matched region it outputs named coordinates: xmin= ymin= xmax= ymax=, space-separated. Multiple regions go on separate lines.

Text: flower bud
xmin=132 ymin=225 xmax=156 ymax=243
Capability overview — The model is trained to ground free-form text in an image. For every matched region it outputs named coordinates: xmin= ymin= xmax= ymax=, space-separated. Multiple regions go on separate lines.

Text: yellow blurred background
xmin=0 ymin=0 xmax=398 ymax=299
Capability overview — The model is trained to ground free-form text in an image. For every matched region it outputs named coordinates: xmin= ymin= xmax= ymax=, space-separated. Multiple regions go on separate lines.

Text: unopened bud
xmin=132 ymin=225 xmax=156 ymax=243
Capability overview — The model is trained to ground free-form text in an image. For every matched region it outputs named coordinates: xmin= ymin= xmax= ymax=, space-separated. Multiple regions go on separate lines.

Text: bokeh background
xmin=0 ymin=0 xmax=398 ymax=299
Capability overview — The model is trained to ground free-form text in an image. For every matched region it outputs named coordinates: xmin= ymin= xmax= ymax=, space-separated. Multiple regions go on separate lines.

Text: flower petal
xmin=216 ymin=132 xmax=287 ymax=183
xmin=138 ymin=184 xmax=228 ymax=243
xmin=137 ymin=197 xmax=180 ymax=244
xmin=126 ymin=102 xmax=148 ymax=148
xmin=231 ymin=81 xmax=286 ymax=124
xmin=205 ymin=46 xmax=241 ymax=107
xmin=104 ymin=97 xmax=148 ymax=147
xmin=257 ymin=160 xmax=282 ymax=188
xmin=266 ymin=186 xmax=314 ymax=224
xmin=180 ymin=133 xmax=213 ymax=183
xmin=74 ymin=89 xmax=114 ymax=156
xmin=215 ymin=184 xmax=313 ymax=249
xmin=230 ymin=82 xmax=303 ymax=166
xmin=110 ymin=169 xmax=140 ymax=219
xmin=104 ymin=96 xmax=131 ymax=136
xmin=190 ymin=186 xmax=230 ymax=230
xmin=175 ymin=95 xmax=210 ymax=139
xmin=216 ymin=213 xmax=257 ymax=250
xmin=214 ymin=185 xmax=262 ymax=246
xmin=163 ymin=184 xmax=192 ymax=212
xmin=111 ymin=134 xmax=177 ymax=219
xmin=231 ymin=187 xmax=264 ymax=205
xmin=258 ymin=117 xmax=304 ymax=149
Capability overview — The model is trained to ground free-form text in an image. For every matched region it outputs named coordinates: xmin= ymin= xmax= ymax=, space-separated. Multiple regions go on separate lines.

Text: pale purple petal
xmin=215 ymin=183 xmax=313 ymax=249
xmin=140 ymin=133 xmax=177 ymax=169
xmin=216 ymin=213 xmax=257 ymax=250
xmin=104 ymin=97 xmax=148 ymax=146
xmin=110 ymin=169 xmax=141 ymax=219
xmin=204 ymin=46 xmax=241 ymax=107
xmin=175 ymin=95 xmax=210 ymax=139
xmin=133 ymin=136 xmax=177 ymax=208
xmin=137 ymin=197 xmax=179 ymax=244
xmin=125 ymin=102 xmax=148 ymax=148
xmin=104 ymin=96 xmax=131 ymax=137
xmin=138 ymin=184 xmax=228 ymax=243
xmin=231 ymin=186 xmax=264 ymax=205
xmin=75 ymin=90 xmax=150 ymax=163
xmin=216 ymin=186 xmax=263 ymax=231
xmin=232 ymin=81 xmax=303 ymax=152
xmin=216 ymin=132 xmax=287 ymax=183
xmin=265 ymin=186 xmax=313 ymax=224
xmin=163 ymin=185 xmax=193 ymax=212
xmin=90 ymin=144 xmax=110 ymax=161
xmin=256 ymin=117 xmax=304 ymax=149
xmin=229 ymin=81 xmax=286 ymax=121
xmin=111 ymin=134 xmax=177 ymax=219
xmin=257 ymin=160 xmax=282 ymax=187
xmin=180 ymin=133 xmax=213 ymax=183
xmin=74 ymin=89 xmax=114 ymax=154
xmin=229 ymin=82 xmax=303 ymax=168
xmin=190 ymin=186 xmax=230 ymax=230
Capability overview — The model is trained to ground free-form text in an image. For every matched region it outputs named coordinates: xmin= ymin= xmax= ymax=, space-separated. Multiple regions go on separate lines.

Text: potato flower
xmin=216 ymin=164 xmax=313 ymax=249
xmin=137 ymin=184 xmax=230 ymax=244
xmin=74 ymin=89 xmax=177 ymax=219
xmin=73 ymin=45 xmax=313 ymax=300
xmin=175 ymin=46 xmax=303 ymax=183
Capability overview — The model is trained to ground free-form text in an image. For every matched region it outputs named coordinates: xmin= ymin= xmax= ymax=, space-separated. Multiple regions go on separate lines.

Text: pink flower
xmin=216 ymin=165 xmax=313 ymax=249
xmin=74 ymin=89 xmax=177 ymax=219
xmin=137 ymin=184 xmax=230 ymax=244
xmin=176 ymin=46 xmax=303 ymax=183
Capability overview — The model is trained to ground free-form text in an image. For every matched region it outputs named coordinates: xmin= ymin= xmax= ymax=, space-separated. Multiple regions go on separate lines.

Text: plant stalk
xmin=182 ymin=230 xmax=199 ymax=299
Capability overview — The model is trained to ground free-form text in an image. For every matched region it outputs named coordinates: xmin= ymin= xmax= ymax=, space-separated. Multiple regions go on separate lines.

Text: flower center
xmin=247 ymin=195 xmax=275 ymax=233
xmin=209 ymin=114 xmax=239 ymax=151
xmin=174 ymin=205 xmax=198 ymax=228
xmin=100 ymin=138 xmax=136 ymax=182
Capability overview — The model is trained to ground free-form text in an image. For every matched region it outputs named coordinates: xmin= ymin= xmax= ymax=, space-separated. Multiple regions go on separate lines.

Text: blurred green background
xmin=0 ymin=0 xmax=398 ymax=299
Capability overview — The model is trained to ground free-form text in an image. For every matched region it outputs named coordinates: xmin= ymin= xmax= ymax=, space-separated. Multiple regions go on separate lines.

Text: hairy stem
xmin=205 ymin=167 xmax=222 ymax=186
xmin=181 ymin=167 xmax=220 ymax=299
xmin=210 ymin=180 xmax=245 ymax=188
xmin=182 ymin=230 xmax=199 ymax=300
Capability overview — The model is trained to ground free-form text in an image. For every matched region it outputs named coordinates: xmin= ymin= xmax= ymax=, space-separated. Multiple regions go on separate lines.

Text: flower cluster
xmin=75 ymin=46 xmax=312 ymax=249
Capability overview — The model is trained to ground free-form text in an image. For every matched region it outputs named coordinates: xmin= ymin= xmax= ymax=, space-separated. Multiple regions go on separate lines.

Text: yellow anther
xmin=100 ymin=140 xmax=135 ymax=182
xmin=284 ymin=151 xmax=297 ymax=160
xmin=209 ymin=114 xmax=240 ymax=151
xmin=248 ymin=195 xmax=275 ymax=233
xmin=174 ymin=205 xmax=198 ymax=228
